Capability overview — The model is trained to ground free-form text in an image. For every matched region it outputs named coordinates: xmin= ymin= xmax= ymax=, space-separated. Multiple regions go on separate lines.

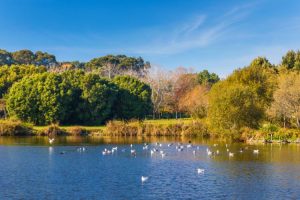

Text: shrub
xmin=42 ymin=124 xmax=67 ymax=137
xmin=0 ymin=119 xmax=33 ymax=136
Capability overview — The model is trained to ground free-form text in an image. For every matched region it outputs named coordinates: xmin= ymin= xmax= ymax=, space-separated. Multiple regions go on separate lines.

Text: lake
xmin=0 ymin=136 xmax=300 ymax=200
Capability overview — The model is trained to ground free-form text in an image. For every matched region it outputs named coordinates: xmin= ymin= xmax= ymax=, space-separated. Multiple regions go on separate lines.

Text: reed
xmin=104 ymin=119 xmax=209 ymax=137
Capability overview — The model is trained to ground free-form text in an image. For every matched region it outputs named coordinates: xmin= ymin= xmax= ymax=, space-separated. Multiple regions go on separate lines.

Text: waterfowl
xmin=178 ymin=148 xmax=183 ymax=152
xmin=150 ymin=150 xmax=154 ymax=155
xmin=131 ymin=149 xmax=136 ymax=154
xmin=143 ymin=145 xmax=148 ymax=150
xmin=229 ymin=152 xmax=234 ymax=157
xmin=102 ymin=148 xmax=112 ymax=155
xmin=187 ymin=144 xmax=192 ymax=148
xmin=77 ymin=147 xmax=86 ymax=152
xmin=253 ymin=149 xmax=259 ymax=154
xmin=112 ymin=147 xmax=118 ymax=151
xmin=197 ymin=168 xmax=205 ymax=174
xmin=49 ymin=138 xmax=55 ymax=144
xmin=207 ymin=149 xmax=212 ymax=156
xmin=141 ymin=176 xmax=149 ymax=182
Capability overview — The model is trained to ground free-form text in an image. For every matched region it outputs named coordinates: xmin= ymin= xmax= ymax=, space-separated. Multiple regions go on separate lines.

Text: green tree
xmin=12 ymin=50 xmax=36 ymax=65
xmin=34 ymin=51 xmax=58 ymax=67
xmin=208 ymin=57 xmax=277 ymax=135
xmin=197 ymin=70 xmax=220 ymax=85
xmin=80 ymin=74 xmax=118 ymax=124
xmin=86 ymin=55 xmax=150 ymax=78
xmin=281 ymin=50 xmax=300 ymax=71
xmin=209 ymin=82 xmax=264 ymax=133
xmin=0 ymin=65 xmax=46 ymax=98
xmin=113 ymin=76 xmax=152 ymax=119
xmin=0 ymin=49 xmax=13 ymax=65
xmin=6 ymin=73 xmax=71 ymax=125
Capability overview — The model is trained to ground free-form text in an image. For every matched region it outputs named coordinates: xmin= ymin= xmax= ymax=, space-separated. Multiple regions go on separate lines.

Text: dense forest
xmin=1 ymin=49 xmax=300 ymax=139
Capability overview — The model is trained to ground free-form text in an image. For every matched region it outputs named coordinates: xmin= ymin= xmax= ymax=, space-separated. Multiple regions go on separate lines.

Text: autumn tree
xmin=268 ymin=72 xmax=300 ymax=128
xmin=208 ymin=57 xmax=277 ymax=134
xmin=179 ymin=85 xmax=208 ymax=118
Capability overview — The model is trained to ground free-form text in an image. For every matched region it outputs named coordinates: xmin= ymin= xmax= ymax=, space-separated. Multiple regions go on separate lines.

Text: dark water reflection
xmin=0 ymin=136 xmax=300 ymax=199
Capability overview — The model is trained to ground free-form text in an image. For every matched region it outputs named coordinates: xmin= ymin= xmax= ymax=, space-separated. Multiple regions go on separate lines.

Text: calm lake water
xmin=0 ymin=136 xmax=300 ymax=200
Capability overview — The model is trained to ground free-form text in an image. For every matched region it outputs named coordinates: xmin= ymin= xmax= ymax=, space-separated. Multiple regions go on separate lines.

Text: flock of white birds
xmin=49 ymin=138 xmax=260 ymax=183
xmin=100 ymin=142 xmax=260 ymax=183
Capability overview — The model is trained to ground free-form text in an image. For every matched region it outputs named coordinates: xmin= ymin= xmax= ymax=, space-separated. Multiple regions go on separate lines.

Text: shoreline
xmin=1 ymin=119 xmax=300 ymax=144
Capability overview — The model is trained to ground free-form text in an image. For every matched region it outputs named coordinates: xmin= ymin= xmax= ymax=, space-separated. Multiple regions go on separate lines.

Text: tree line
xmin=0 ymin=49 xmax=300 ymax=136
xmin=4 ymin=70 xmax=151 ymax=125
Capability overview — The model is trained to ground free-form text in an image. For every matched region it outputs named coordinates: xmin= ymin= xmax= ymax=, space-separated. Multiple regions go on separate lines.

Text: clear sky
xmin=1 ymin=0 xmax=300 ymax=76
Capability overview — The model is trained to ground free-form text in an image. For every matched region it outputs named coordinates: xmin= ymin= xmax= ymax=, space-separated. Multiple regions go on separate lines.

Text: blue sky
xmin=1 ymin=0 xmax=300 ymax=76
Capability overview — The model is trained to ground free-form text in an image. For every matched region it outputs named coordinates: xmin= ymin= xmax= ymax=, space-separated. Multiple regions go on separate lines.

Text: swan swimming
xmin=143 ymin=145 xmax=148 ymax=150
xmin=141 ymin=176 xmax=149 ymax=182
xmin=229 ymin=152 xmax=234 ymax=157
xmin=206 ymin=148 xmax=212 ymax=156
xmin=49 ymin=138 xmax=55 ymax=144
xmin=253 ymin=149 xmax=259 ymax=154
xmin=197 ymin=168 xmax=205 ymax=174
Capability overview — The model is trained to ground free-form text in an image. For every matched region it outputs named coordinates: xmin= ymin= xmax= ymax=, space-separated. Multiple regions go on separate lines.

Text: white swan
xmin=141 ymin=176 xmax=148 ymax=182
xmin=197 ymin=168 xmax=205 ymax=174
xmin=150 ymin=150 xmax=154 ymax=155
xmin=102 ymin=148 xmax=112 ymax=155
xmin=131 ymin=149 xmax=136 ymax=156
xmin=143 ymin=145 xmax=148 ymax=150
xmin=229 ymin=152 xmax=234 ymax=157
xmin=49 ymin=138 xmax=55 ymax=144
xmin=206 ymin=148 xmax=212 ymax=156
xmin=253 ymin=149 xmax=259 ymax=154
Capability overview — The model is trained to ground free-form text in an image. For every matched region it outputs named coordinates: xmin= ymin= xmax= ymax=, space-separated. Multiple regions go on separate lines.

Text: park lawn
xmin=33 ymin=125 xmax=106 ymax=132
xmin=143 ymin=118 xmax=193 ymax=125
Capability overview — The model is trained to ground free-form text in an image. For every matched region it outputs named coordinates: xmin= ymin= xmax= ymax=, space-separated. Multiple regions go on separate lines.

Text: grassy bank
xmin=1 ymin=118 xmax=300 ymax=143
xmin=104 ymin=118 xmax=208 ymax=137
xmin=0 ymin=119 xmax=33 ymax=136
